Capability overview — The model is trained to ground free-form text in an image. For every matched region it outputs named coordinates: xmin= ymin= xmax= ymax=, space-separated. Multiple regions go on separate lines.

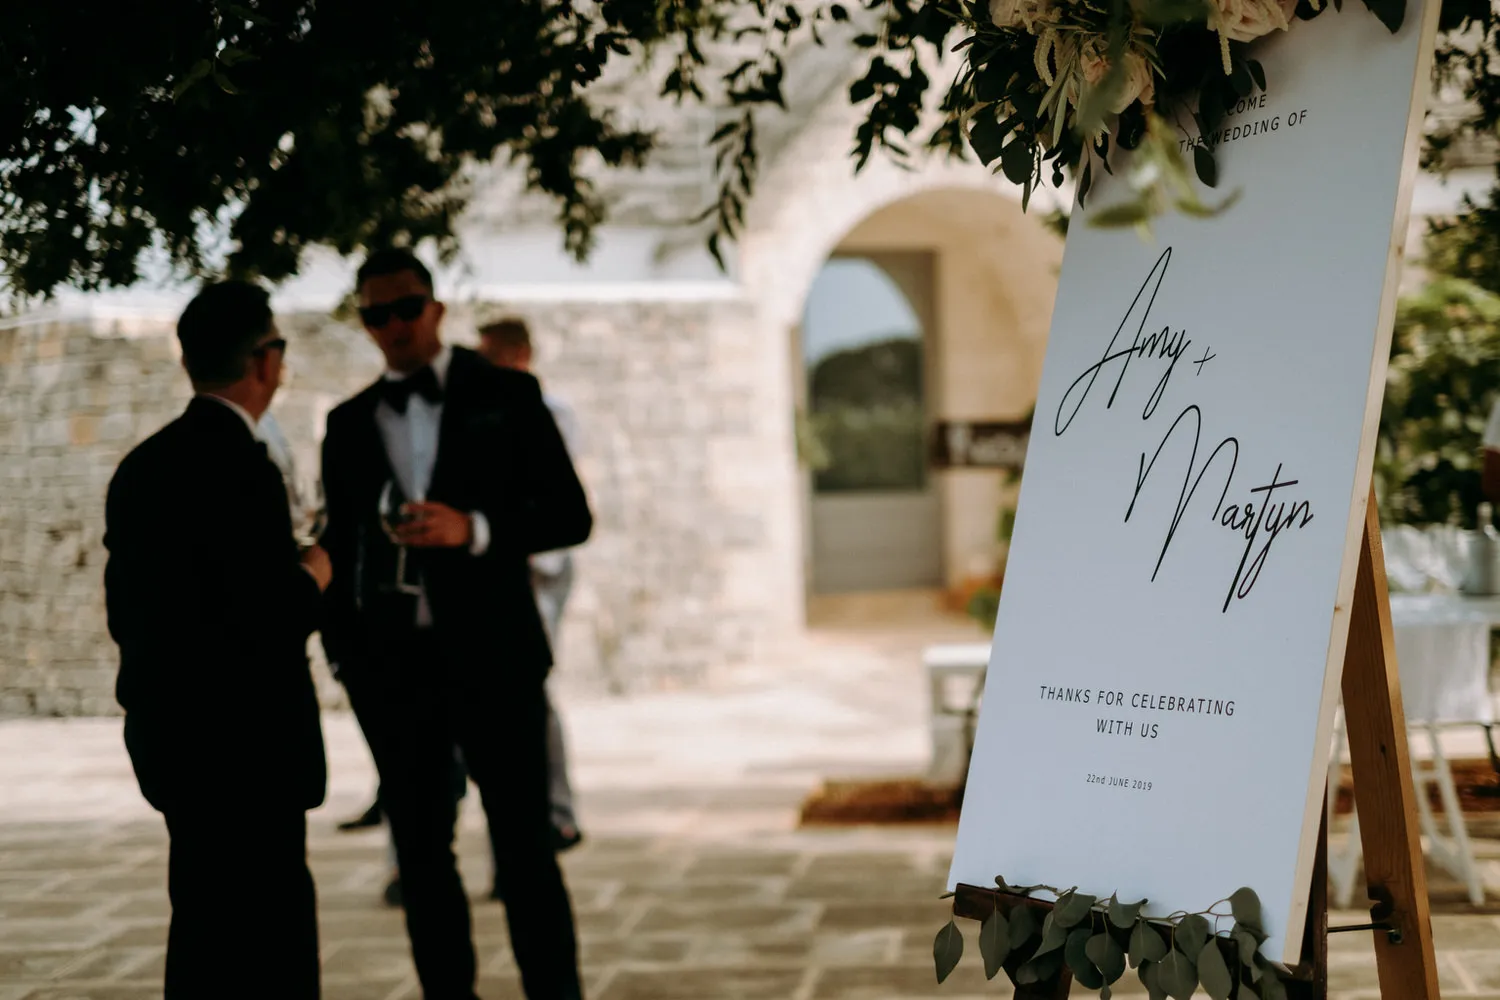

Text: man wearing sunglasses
xmin=104 ymin=280 xmax=332 ymax=998
xmin=319 ymin=249 xmax=592 ymax=1000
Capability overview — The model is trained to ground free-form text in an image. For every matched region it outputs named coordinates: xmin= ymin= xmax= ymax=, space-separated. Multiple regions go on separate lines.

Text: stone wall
xmin=0 ymin=318 xmax=186 ymax=715
xmin=0 ymin=296 xmax=788 ymax=717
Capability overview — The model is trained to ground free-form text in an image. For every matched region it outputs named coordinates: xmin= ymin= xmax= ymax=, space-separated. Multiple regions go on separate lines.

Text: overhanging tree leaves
xmin=1424 ymin=0 xmax=1500 ymax=294
xmin=0 ymin=0 xmax=1497 ymax=302
xmin=0 ymin=2 xmax=669 ymax=296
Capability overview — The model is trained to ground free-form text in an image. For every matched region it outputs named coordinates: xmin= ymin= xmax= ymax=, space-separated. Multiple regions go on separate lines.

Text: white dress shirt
xmin=200 ymin=393 xmax=260 ymax=439
xmin=376 ymin=345 xmax=490 ymax=626
xmin=258 ymin=410 xmax=297 ymax=483
xmin=199 ymin=394 xmax=321 ymax=584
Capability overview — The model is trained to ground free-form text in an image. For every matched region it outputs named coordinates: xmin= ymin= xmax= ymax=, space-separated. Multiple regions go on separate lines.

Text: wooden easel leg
xmin=1339 ymin=488 xmax=1441 ymax=997
xmin=1285 ymin=807 xmax=1329 ymax=1000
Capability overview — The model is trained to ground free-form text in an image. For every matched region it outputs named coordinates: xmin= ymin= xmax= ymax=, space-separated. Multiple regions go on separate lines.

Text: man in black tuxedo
xmin=103 ymin=280 xmax=332 ymax=999
xmin=320 ymin=249 xmax=591 ymax=1000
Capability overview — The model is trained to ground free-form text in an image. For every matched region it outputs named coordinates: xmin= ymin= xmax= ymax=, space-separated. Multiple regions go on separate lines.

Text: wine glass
xmin=378 ymin=479 xmax=423 ymax=595
xmin=292 ymin=475 xmax=327 ymax=551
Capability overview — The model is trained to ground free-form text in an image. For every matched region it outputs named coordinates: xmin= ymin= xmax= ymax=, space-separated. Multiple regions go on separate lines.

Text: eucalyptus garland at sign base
xmin=934 ymin=880 xmax=1289 ymax=999
xmin=958 ymin=0 xmax=1407 ymax=230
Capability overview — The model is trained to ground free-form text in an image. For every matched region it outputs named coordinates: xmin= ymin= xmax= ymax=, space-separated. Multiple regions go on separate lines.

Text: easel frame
xmin=953 ymin=490 xmax=1442 ymax=998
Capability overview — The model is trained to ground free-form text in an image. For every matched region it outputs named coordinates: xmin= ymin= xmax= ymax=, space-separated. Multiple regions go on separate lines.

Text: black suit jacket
xmin=103 ymin=397 xmax=328 ymax=814
xmin=319 ymin=347 xmax=592 ymax=682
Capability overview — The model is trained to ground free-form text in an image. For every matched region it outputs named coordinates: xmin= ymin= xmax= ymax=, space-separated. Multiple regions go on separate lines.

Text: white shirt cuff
xmin=468 ymin=511 xmax=491 ymax=556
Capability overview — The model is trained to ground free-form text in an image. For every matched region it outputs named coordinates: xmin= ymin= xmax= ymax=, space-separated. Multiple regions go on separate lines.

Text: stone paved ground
xmin=6 ymin=594 xmax=1500 ymax=999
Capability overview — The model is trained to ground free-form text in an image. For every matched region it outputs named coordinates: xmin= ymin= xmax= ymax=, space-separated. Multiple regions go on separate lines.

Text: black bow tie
xmin=381 ymin=366 xmax=443 ymax=414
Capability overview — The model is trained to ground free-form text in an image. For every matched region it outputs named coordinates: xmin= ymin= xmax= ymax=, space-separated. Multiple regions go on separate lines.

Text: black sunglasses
xmin=359 ymin=295 xmax=429 ymax=329
xmin=252 ymin=337 xmax=288 ymax=356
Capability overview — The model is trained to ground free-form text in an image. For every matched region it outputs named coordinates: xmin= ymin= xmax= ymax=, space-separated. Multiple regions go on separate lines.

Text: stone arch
xmin=738 ymin=92 xmax=1066 ymax=613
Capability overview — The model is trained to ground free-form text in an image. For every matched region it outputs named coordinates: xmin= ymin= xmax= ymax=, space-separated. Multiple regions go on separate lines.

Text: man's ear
xmin=431 ymin=300 xmax=446 ymax=325
xmin=250 ymin=350 xmax=276 ymax=385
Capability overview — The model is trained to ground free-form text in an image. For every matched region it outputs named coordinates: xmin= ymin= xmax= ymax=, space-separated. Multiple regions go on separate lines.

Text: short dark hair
xmin=177 ymin=280 xmax=275 ymax=386
xmin=478 ymin=317 xmax=531 ymax=351
xmin=355 ymin=247 xmax=434 ymax=295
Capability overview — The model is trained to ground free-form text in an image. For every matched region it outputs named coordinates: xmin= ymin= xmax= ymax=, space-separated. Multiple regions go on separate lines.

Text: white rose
xmin=1079 ymin=41 xmax=1110 ymax=88
xmin=1213 ymin=0 xmax=1299 ymax=42
xmin=1115 ymin=50 xmax=1157 ymax=112
xmin=1072 ymin=43 xmax=1157 ymax=115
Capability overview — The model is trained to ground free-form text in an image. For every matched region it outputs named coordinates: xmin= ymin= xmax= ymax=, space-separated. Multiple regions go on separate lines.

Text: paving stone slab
xmin=596 ymin=967 xmax=808 ymax=1000
xmin=634 ymin=901 xmax=821 ymax=935
xmin=680 ymin=852 xmax=805 ymax=879
xmin=0 ymin=949 xmax=84 ymax=980
xmin=93 ymin=926 xmax=165 ymax=950
xmin=51 ymin=948 xmax=160 ymax=981
xmin=14 ymin=988 xmax=164 ymax=1000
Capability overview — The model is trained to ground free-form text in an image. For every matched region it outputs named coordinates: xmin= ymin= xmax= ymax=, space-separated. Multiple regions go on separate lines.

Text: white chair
xmin=924 ymin=643 xmax=990 ymax=784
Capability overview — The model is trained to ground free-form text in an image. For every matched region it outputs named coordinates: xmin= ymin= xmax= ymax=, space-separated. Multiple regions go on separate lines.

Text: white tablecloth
xmin=1384 ymin=525 xmax=1500 ymax=727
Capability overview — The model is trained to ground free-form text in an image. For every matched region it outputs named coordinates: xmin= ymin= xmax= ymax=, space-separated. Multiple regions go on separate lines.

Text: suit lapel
xmin=349 ymin=383 xmax=399 ymax=493
xmin=427 ymin=347 xmax=473 ymax=502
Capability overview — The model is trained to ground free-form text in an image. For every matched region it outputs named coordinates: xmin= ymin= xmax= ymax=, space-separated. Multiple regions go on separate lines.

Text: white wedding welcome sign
xmin=949 ymin=4 xmax=1438 ymax=965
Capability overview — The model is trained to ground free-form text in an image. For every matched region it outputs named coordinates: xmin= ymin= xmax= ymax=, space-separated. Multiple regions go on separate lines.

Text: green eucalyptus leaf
xmin=1193 ymin=144 xmax=1219 ymax=188
xmin=1174 ymin=188 xmax=1241 ymax=218
xmin=1036 ymin=911 xmax=1070 ymax=956
xmin=970 ymin=112 xmax=1014 ymax=167
xmin=979 ymin=908 xmax=1010 ymax=980
xmin=1001 ymin=138 xmax=1034 ymax=186
xmin=1229 ymin=887 xmax=1264 ymax=931
xmin=1360 ymin=0 xmax=1405 ymax=32
xmin=1086 ymin=932 xmax=1128 ymax=983
xmin=1140 ymin=960 xmax=1169 ymax=1000
xmin=1247 ymin=59 xmax=1267 ymax=91
xmin=1109 ymin=896 xmax=1146 ymax=929
xmin=1016 ymin=946 xmax=1065 ymax=986
xmin=933 ymin=920 xmax=964 ymax=984
xmin=1232 ymin=926 xmax=1261 ymax=966
xmin=1260 ymin=971 xmax=1289 ymax=1000
xmin=1053 ymin=891 xmax=1098 ymax=928
xmin=1161 ymin=948 xmax=1198 ymax=1000
xmin=1066 ymin=927 xmax=1105 ymax=989
xmin=1229 ymin=60 xmax=1254 ymax=97
xmin=1089 ymin=199 xmax=1153 ymax=229
xmin=1197 ymin=939 xmax=1234 ymax=1000
xmin=1176 ymin=914 xmax=1212 ymax=961
xmin=1009 ymin=904 xmax=1039 ymax=949
xmin=1129 ymin=920 xmax=1169 ymax=967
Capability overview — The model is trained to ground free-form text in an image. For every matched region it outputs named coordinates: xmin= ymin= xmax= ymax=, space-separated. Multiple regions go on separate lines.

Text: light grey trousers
xmin=535 ymin=556 xmax=578 ymax=831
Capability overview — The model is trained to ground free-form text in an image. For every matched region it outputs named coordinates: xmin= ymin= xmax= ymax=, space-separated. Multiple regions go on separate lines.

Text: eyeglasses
xmin=359 ymin=295 xmax=429 ymax=329
xmin=253 ymin=338 xmax=288 ymax=356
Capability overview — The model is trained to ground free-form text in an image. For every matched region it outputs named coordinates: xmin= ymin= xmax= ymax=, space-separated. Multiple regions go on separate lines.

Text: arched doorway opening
xmin=800 ymin=253 xmax=940 ymax=593
xmin=789 ymin=187 xmax=1062 ymax=604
